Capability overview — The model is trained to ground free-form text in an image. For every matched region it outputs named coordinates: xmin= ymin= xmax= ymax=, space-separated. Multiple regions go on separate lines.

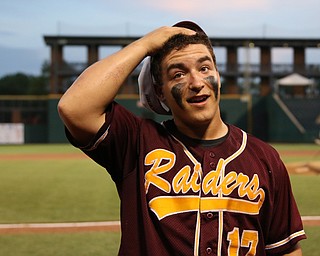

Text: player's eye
xmin=201 ymin=66 xmax=209 ymax=73
xmin=173 ymin=72 xmax=184 ymax=79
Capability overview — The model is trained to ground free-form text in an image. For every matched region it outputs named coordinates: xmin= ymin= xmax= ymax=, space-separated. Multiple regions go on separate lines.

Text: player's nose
xmin=188 ymin=71 xmax=204 ymax=92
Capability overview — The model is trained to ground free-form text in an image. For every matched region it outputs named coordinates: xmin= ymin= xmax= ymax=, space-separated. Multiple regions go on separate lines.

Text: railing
xmin=56 ymin=62 xmax=320 ymax=78
xmin=216 ymin=63 xmax=320 ymax=76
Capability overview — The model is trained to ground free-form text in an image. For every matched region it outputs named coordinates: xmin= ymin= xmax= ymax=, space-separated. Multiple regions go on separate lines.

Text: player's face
xmin=159 ymin=44 xmax=221 ymax=133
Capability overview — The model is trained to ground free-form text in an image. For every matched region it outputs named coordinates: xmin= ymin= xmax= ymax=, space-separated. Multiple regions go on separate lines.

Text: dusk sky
xmin=1 ymin=0 xmax=320 ymax=77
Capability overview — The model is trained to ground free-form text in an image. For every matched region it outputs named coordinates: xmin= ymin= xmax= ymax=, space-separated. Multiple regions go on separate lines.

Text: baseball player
xmin=58 ymin=21 xmax=306 ymax=255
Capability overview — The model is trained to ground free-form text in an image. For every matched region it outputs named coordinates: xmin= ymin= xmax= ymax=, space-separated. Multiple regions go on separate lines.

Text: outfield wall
xmin=0 ymin=95 xmax=317 ymax=143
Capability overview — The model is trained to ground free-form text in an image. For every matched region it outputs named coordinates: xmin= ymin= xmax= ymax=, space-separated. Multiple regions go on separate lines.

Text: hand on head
xmin=142 ymin=26 xmax=196 ymax=56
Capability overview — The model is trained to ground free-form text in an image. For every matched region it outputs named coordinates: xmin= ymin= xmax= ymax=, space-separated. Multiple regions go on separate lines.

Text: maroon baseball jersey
xmin=67 ymin=102 xmax=306 ymax=255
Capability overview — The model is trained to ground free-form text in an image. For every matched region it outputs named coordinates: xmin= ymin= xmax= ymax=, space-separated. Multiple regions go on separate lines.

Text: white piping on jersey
xmin=218 ymin=211 xmax=224 ymax=256
xmin=168 ymin=129 xmax=248 ymax=256
xmin=265 ymin=230 xmax=306 ymax=250
xmin=217 ymin=130 xmax=247 ymax=256
xmin=194 ymin=210 xmax=201 ymax=256
xmin=167 ymin=134 xmax=203 ymax=256
xmin=82 ymin=125 xmax=110 ymax=151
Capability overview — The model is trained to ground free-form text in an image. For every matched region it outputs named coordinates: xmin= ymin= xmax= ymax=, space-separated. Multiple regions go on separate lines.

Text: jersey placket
xmin=199 ymin=131 xmax=248 ymax=256
xmin=199 ymin=150 xmax=220 ymax=255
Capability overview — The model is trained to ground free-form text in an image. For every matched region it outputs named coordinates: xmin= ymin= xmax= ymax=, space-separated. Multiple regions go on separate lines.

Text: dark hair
xmin=150 ymin=33 xmax=217 ymax=87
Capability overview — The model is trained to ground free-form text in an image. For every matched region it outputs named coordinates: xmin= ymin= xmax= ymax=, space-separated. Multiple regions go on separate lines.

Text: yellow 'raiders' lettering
xmin=144 ymin=146 xmax=265 ymax=219
xmin=202 ymin=158 xmax=225 ymax=195
xmin=144 ymin=149 xmax=175 ymax=193
xmin=202 ymin=159 xmax=265 ymax=201
xmin=172 ymin=163 xmax=201 ymax=193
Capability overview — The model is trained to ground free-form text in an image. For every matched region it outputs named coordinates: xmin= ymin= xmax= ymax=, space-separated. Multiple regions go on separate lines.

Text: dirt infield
xmin=274 ymin=148 xmax=320 ymax=175
xmin=279 ymin=148 xmax=320 ymax=175
xmin=286 ymin=161 xmax=320 ymax=175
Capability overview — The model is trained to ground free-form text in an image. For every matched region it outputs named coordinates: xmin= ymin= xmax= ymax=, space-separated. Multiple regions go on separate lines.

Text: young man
xmin=58 ymin=21 xmax=306 ymax=255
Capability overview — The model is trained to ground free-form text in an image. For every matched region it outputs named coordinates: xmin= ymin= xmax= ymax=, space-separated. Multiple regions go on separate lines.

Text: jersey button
xmin=210 ymin=162 xmax=215 ymax=168
xmin=209 ymin=152 xmax=215 ymax=158
xmin=206 ymin=247 xmax=213 ymax=254
xmin=206 ymin=212 xmax=214 ymax=219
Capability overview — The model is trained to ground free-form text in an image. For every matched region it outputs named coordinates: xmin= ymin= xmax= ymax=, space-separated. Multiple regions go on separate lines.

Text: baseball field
xmin=0 ymin=143 xmax=319 ymax=255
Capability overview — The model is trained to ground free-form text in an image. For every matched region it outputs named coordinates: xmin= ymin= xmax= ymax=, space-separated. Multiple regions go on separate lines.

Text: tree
xmin=0 ymin=61 xmax=50 ymax=95
xmin=0 ymin=73 xmax=30 ymax=95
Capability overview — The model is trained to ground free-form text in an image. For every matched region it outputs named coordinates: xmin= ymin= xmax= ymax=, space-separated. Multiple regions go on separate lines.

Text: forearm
xmin=63 ymin=40 xmax=147 ymax=110
xmin=58 ymin=39 xmax=148 ymax=143
xmin=58 ymin=25 xmax=195 ymax=144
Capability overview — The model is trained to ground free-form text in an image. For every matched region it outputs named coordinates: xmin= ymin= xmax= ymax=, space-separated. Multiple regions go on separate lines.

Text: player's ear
xmin=216 ymin=71 xmax=221 ymax=89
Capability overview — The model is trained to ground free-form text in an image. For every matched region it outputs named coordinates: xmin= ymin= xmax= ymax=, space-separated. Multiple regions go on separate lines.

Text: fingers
xmin=142 ymin=26 xmax=196 ymax=55
xmin=170 ymin=26 xmax=197 ymax=36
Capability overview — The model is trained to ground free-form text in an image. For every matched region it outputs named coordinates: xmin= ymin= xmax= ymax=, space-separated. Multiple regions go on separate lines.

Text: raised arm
xmin=57 ymin=26 xmax=195 ymax=145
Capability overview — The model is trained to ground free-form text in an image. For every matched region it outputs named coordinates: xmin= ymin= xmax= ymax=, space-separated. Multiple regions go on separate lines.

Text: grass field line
xmin=302 ymin=216 xmax=320 ymax=221
xmin=0 ymin=221 xmax=121 ymax=229
xmin=0 ymin=216 xmax=319 ymax=232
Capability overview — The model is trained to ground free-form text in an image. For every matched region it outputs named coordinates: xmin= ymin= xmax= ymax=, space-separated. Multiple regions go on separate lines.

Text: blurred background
xmin=1 ymin=0 xmax=320 ymax=144
xmin=0 ymin=1 xmax=319 ymax=255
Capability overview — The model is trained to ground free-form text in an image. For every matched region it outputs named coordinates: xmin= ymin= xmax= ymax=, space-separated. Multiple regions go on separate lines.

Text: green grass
xmin=0 ymin=143 xmax=319 ymax=255
xmin=0 ymin=232 xmax=121 ymax=256
xmin=290 ymin=175 xmax=320 ymax=216
xmin=300 ymin=226 xmax=320 ymax=256
xmin=0 ymin=228 xmax=318 ymax=256
xmin=272 ymin=143 xmax=320 ymax=163
xmin=0 ymin=145 xmax=120 ymax=223
xmin=1 ymin=143 xmax=319 ymax=222
xmin=271 ymin=143 xmax=320 ymax=151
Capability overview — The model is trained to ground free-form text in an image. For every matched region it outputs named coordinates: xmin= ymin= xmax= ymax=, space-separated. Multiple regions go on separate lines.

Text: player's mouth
xmin=186 ymin=95 xmax=209 ymax=104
